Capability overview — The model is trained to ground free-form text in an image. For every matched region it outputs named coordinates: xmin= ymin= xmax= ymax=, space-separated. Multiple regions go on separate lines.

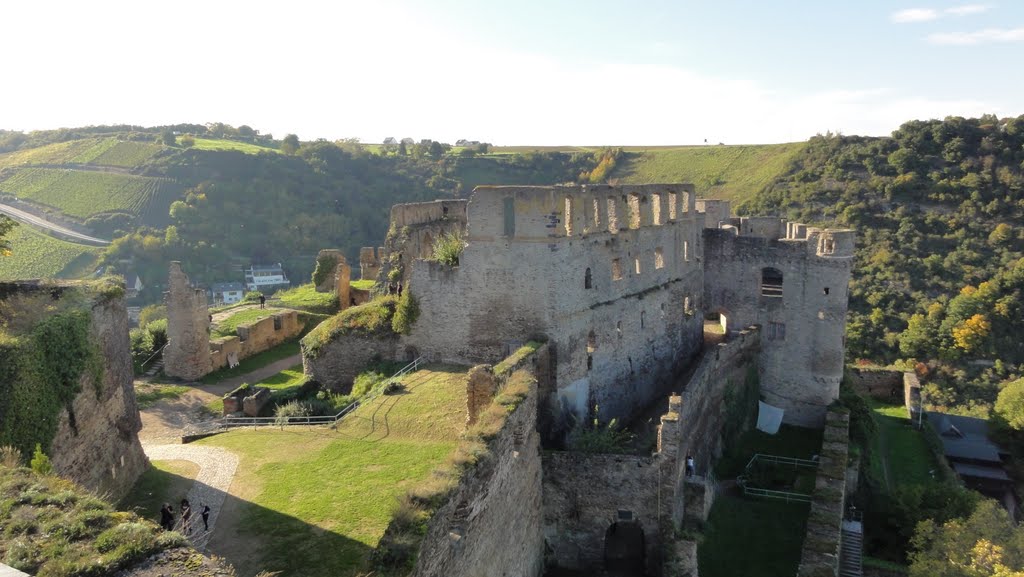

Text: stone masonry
xmin=163 ymin=262 xmax=212 ymax=381
xmin=314 ymin=249 xmax=347 ymax=293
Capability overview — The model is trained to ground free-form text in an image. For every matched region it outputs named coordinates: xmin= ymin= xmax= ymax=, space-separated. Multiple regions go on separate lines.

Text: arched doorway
xmin=604 ymin=521 xmax=645 ymax=574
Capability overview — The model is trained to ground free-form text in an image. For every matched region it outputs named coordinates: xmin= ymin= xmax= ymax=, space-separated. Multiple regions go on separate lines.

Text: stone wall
xmin=377 ymin=199 xmax=469 ymax=287
xmin=164 ymin=262 xmax=213 ymax=381
xmin=796 ymin=409 xmax=850 ymax=577
xmin=847 ymin=368 xmax=904 ymax=400
xmin=408 ymin=348 xmax=545 ymax=577
xmin=314 ymin=249 xmax=347 ymax=293
xmin=209 ymin=311 xmax=302 ymax=371
xmin=703 ymin=224 xmax=854 ymax=427
xmin=302 ymin=334 xmax=400 ymax=391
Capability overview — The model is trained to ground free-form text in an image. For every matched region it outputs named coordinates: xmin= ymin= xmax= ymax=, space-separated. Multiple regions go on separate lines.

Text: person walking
xmin=201 ymin=503 xmax=211 ymax=532
xmin=258 ymin=294 xmax=266 ymax=309
xmin=685 ymin=454 xmax=695 ymax=477
xmin=160 ymin=503 xmax=173 ymax=531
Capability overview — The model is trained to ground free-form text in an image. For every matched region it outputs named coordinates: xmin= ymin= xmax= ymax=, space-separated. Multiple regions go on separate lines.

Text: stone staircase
xmin=840 ymin=520 xmax=863 ymax=577
xmin=143 ymin=358 xmax=164 ymax=378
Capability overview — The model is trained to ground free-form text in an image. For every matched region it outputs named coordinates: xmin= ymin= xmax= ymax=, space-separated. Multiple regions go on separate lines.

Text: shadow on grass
xmin=715 ymin=425 xmax=824 ymax=479
xmin=122 ymin=467 xmax=376 ymax=577
xmin=698 ymin=495 xmax=810 ymax=577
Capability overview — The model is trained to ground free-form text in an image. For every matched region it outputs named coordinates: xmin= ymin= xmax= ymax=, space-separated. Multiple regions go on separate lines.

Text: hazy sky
xmin=3 ymin=0 xmax=1023 ymax=145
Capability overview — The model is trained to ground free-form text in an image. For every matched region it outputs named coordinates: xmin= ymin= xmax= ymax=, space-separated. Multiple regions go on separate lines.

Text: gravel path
xmin=144 ymin=444 xmax=238 ymax=552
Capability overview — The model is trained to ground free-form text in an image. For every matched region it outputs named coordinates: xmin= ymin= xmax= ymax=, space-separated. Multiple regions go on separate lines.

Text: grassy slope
xmin=195 ymin=365 xmax=467 ymax=577
xmin=613 ymin=143 xmax=805 ymax=205
xmin=210 ymin=307 xmax=284 ymax=338
xmin=0 ymin=138 xmax=163 ymax=169
xmin=190 ymin=138 xmax=279 ymax=155
xmin=0 ymin=226 xmax=100 ymax=280
xmin=869 ymin=401 xmax=937 ymax=488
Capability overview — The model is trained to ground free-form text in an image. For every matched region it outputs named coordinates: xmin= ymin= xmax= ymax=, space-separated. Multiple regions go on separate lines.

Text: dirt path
xmin=137 ymin=353 xmax=302 ymax=443
xmin=143 ymin=444 xmax=239 ymax=553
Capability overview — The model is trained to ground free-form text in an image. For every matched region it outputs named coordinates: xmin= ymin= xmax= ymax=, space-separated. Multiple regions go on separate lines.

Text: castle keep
xmin=307 ymin=184 xmax=853 ymax=428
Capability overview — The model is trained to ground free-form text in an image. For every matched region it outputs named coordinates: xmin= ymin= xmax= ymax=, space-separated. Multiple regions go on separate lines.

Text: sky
xmin=2 ymin=0 xmax=1023 ymax=145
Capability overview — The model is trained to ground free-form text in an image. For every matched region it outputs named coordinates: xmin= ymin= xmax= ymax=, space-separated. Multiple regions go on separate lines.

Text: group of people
xmin=386 ymin=281 xmax=403 ymax=296
xmin=160 ymin=498 xmax=211 ymax=534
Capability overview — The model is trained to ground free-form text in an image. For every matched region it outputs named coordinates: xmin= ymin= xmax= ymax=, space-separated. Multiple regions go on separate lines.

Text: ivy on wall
xmin=312 ymin=253 xmax=339 ymax=287
xmin=0 ymin=308 xmax=101 ymax=459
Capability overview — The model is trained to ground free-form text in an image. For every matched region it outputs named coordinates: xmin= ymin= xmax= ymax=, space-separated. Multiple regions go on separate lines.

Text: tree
xmin=282 ymin=134 xmax=300 ymax=155
xmin=397 ymin=141 xmax=407 ymax=156
xmin=160 ymin=130 xmax=177 ymax=146
xmin=995 ymin=378 xmax=1024 ymax=431
xmin=428 ymin=140 xmax=444 ymax=159
xmin=180 ymin=134 xmax=195 ymax=148
xmin=952 ymin=314 xmax=991 ymax=354
xmin=0 ymin=215 xmax=16 ymax=256
xmin=909 ymin=500 xmax=1024 ymax=577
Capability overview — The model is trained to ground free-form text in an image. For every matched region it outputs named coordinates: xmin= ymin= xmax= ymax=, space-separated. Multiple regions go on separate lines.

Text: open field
xmin=211 ymin=307 xmax=285 ymax=338
xmin=0 ymin=167 xmax=180 ymax=220
xmin=272 ymin=283 xmax=340 ymax=314
xmin=613 ymin=143 xmax=805 ymax=204
xmin=195 ymin=365 xmax=467 ymax=577
xmin=869 ymin=400 xmax=937 ymax=488
xmin=191 ymin=138 xmax=280 ymax=155
xmin=0 ymin=225 xmax=100 ymax=280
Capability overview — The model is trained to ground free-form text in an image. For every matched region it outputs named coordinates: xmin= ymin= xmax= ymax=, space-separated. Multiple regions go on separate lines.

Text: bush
xmin=312 ymin=253 xmax=339 ymax=287
xmin=430 ymin=232 xmax=465 ymax=266
xmin=391 ymin=290 xmax=419 ymax=335
xmin=243 ymin=291 xmax=263 ymax=303
xmin=568 ymin=406 xmax=633 ymax=454
xmin=138 ymin=304 xmax=167 ymax=329
xmin=30 ymin=445 xmax=52 ymax=476
xmin=0 ymin=445 xmax=23 ymax=468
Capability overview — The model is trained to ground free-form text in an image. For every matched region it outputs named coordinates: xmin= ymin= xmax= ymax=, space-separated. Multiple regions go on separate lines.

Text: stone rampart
xmin=796 ymin=409 xmax=850 ymax=577
xmin=209 ymin=310 xmax=302 ymax=371
xmin=378 ymin=200 xmax=469 ymax=286
xmin=407 ymin=345 xmax=546 ymax=577
xmin=302 ymin=334 xmax=400 ymax=392
xmin=314 ymin=249 xmax=346 ymax=293
xmin=847 ymin=367 xmax=904 ymax=400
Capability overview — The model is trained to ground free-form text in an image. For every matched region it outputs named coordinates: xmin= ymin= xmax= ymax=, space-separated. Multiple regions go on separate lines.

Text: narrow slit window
xmin=634 ymin=257 xmax=641 ymax=275
xmin=683 ymin=240 xmax=690 ymax=262
xmin=641 ymin=311 xmax=646 ymax=329
xmin=564 ymin=196 xmax=574 ymax=236
xmin=612 ymin=259 xmax=622 ymax=281
xmin=503 ymin=197 xmax=515 ymax=237
xmin=668 ymin=192 xmax=678 ymax=220
xmin=593 ymin=198 xmax=602 ymax=229
xmin=655 ymin=247 xmax=664 ymax=269
xmin=651 ymin=193 xmax=662 ymax=225
xmin=585 ymin=267 xmax=593 ymax=289
xmin=627 ymin=194 xmax=641 ymax=229
xmin=607 ymin=197 xmax=619 ymax=233
xmin=823 ymin=287 xmax=830 ymax=295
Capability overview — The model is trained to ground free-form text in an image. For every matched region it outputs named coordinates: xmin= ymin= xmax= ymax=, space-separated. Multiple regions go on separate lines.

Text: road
xmin=0 ymin=202 xmax=110 ymax=245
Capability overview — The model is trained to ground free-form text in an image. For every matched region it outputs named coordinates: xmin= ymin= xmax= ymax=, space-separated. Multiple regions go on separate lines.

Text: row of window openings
xmin=586 ymin=243 xmax=689 ymax=287
xmin=758 ymin=267 xmax=831 ymax=298
xmin=563 ymin=192 xmax=686 ymax=236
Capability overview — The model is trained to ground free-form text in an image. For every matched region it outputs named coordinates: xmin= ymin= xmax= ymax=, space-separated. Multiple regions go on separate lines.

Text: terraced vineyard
xmin=191 ymin=138 xmax=280 ymax=155
xmin=0 ymin=138 xmax=164 ymax=169
xmin=0 ymin=225 xmax=100 ymax=280
xmin=0 ymin=167 xmax=180 ymax=219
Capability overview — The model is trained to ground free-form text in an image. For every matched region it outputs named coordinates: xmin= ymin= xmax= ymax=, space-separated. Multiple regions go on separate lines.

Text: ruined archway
xmin=604 ymin=520 xmax=646 ymax=574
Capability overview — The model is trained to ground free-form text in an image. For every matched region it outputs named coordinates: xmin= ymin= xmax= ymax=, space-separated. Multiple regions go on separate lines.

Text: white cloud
xmin=945 ymin=4 xmax=989 ymax=16
xmin=892 ymin=8 xmax=940 ymax=23
xmin=928 ymin=27 xmax=1024 ymax=44
xmin=891 ymin=4 xmax=989 ymax=23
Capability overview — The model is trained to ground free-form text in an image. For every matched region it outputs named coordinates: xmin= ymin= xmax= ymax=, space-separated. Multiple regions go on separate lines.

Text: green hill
xmin=612 ymin=143 xmax=806 ymax=205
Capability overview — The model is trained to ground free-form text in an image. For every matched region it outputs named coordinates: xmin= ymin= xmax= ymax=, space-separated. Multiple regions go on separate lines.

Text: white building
xmin=244 ymin=263 xmax=290 ymax=292
xmin=211 ymin=282 xmax=246 ymax=304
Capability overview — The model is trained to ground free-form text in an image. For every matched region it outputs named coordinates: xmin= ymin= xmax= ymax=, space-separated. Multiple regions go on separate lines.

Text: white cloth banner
xmin=756 ymin=401 xmax=784 ymax=434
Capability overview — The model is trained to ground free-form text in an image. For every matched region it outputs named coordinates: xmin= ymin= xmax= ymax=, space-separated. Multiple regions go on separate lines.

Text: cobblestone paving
xmin=143 ymin=443 xmax=238 ymax=552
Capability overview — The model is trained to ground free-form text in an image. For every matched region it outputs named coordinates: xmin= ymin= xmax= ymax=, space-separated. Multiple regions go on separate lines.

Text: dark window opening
xmin=503 ymin=197 xmax=515 ymax=237
xmin=823 ymin=287 xmax=830 ymax=295
xmin=587 ymin=354 xmax=593 ymax=370
xmin=761 ymin=267 xmax=784 ymax=297
xmin=585 ymin=267 xmax=593 ymax=289
xmin=768 ymin=321 xmax=786 ymax=341
xmin=641 ymin=311 xmax=645 ymax=329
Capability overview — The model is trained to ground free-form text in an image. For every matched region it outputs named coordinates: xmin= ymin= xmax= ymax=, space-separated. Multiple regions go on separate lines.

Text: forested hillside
xmin=743 ymin=115 xmax=1024 ymax=414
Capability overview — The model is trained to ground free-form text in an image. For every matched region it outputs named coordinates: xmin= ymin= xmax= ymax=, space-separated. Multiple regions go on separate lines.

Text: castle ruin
xmin=164 ymin=262 xmax=213 ymax=381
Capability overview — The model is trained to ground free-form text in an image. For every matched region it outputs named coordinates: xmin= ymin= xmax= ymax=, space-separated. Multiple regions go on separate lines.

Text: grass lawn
xmin=200 ymin=340 xmax=301 ymax=385
xmin=119 ymin=460 xmax=200 ymax=520
xmin=350 ymin=279 xmax=376 ymax=291
xmin=869 ymin=400 xmax=937 ymax=488
xmin=211 ymin=307 xmax=285 ymax=338
xmin=273 ymin=283 xmax=339 ymax=314
xmin=698 ymin=495 xmax=810 ymax=577
xmin=135 ymin=383 xmax=190 ymax=408
xmin=716 ymin=424 xmax=823 ymax=479
xmin=0 ymin=225 xmax=100 ymax=280
xmin=196 ymin=365 xmax=468 ymax=577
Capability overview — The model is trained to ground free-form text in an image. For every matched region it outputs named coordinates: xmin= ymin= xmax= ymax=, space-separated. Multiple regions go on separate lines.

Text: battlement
xmin=467 ymin=184 xmax=698 ymax=241
xmin=706 ymin=223 xmax=855 ymax=260
xmin=390 ymin=199 xmax=468 ymax=228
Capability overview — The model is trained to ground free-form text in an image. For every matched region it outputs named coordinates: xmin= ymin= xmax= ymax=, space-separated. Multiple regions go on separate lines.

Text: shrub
xmin=568 ymin=406 xmax=633 ymax=454
xmin=138 ymin=304 xmax=167 ymax=329
xmin=0 ymin=445 xmax=22 ymax=468
xmin=301 ymin=296 xmax=400 ymax=358
xmin=243 ymin=291 xmax=263 ymax=303
xmin=30 ymin=445 xmax=52 ymax=475
xmin=391 ymin=290 xmax=420 ymax=335
xmin=430 ymin=232 xmax=465 ymax=266
xmin=312 ymin=253 xmax=339 ymax=287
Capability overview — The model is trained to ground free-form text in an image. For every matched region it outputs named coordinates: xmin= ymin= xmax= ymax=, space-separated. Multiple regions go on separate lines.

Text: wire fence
xmin=738 ymin=453 xmax=818 ymax=503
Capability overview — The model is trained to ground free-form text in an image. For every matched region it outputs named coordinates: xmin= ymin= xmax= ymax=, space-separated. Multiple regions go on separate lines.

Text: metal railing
xmin=140 ymin=344 xmax=168 ymax=372
xmin=742 ymin=486 xmax=812 ymax=503
xmin=211 ymin=356 xmax=425 ymax=430
xmin=738 ymin=453 xmax=818 ymax=503
xmin=744 ymin=453 xmax=819 ymax=470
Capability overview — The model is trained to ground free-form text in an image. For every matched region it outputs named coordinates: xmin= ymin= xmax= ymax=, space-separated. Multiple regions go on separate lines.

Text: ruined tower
xmin=163 ymin=262 xmax=213 ymax=381
xmin=359 ymin=247 xmax=382 ymax=281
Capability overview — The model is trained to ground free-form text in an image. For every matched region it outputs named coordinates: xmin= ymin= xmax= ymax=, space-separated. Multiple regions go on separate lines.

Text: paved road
xmin=143 ymin=443 xmax=239 ymax=553
xmin=0 ymin=202 xmax=110 ymax=245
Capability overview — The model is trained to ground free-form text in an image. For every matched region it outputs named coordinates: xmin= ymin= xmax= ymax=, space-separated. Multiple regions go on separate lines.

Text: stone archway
xmin=604 ymin=520 xmax=646 ymax=575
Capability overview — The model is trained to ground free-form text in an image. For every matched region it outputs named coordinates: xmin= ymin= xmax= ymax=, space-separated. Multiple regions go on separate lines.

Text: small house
xmin=211 ymin=282 xmax=246 ymax=305
xmin=123 ymin=271 xmax=144 ymax=298
xmin=927 ymin=412 xmax=1016 ymax=515
xmin=244 ymin=263 xmax=290 ymax=293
